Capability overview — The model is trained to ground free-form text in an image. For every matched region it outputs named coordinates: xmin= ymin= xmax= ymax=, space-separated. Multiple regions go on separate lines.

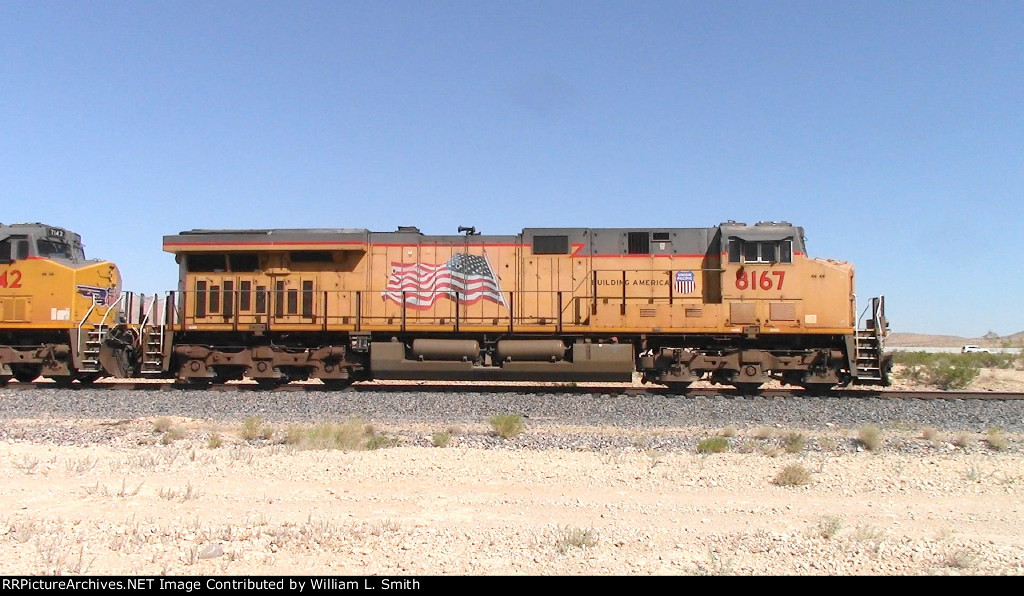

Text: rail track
xmin=4 ymin=380 xmax=1023 ymax=400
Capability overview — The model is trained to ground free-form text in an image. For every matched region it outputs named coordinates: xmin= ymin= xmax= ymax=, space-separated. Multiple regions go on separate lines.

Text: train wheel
xmin=212 ymin=367 xmax=245 ymax=384
xmin=11 ymin=365 xmax=42 ymax=383
xmin=662 ymin=382 xmax=691 ymax=394
xmin=77 ymin=373 xmax=102 ymax=385
xmin=801 ymin=383 xmax=835 ymax=396
xmin=733 ymin=382 xmax=763 ymax=394
xmin=321 ymin=379 xmax=354 ymax=390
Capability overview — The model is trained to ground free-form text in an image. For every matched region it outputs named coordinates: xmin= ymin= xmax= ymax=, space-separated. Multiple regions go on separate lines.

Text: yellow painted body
xmin=0 ymin=258 xmax=123 ymax=331
xmin=173 ymin=241 xmax=854 ymax=337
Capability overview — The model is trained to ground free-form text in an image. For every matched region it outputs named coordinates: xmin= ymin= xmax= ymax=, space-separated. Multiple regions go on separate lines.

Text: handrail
xmin=172 ymin=287 xmax=725 ymax=334
xmin=139 ymin=293 xmax=157 ymax=329
xmin=857 ymin=302 xmax=873 ymax=328
xmin=75 ymin=291 xmax=127 ymax=362
xmin=97 ymin=292 xmax=128 ymax=328
xmin=856 ymin=295 xmax=886 ymax=337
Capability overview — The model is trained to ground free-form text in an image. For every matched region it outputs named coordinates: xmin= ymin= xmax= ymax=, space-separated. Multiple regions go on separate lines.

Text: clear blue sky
xmin=2 ymin=1 xmax=1021 ymax=336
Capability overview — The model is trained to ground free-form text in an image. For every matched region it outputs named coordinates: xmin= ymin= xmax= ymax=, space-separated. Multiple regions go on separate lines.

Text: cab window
xmin=37 ymin=239 xmax=74 ymax=259
xmin=728 ymin=239 xmax=793 ymax=264
xmin=0 ymin=236 xmax=29 ymax=263
xmin=186 ymin=254 xmax=227 ymax=272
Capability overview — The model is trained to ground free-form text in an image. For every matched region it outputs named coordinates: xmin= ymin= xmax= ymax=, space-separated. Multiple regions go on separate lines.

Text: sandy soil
xmin=2 ymin=358 xmax=1023 ymax=576
xmin=1 ymin=413 xmax=1022 ymax=576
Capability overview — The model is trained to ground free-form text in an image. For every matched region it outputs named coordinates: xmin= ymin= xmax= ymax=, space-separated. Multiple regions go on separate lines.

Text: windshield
xmin=37 ymin=239 xmax=76 ymax=260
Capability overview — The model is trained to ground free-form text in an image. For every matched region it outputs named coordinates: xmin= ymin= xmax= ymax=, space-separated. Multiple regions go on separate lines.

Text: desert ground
xmin=2 ymin=370 xmax=1023 ymax=576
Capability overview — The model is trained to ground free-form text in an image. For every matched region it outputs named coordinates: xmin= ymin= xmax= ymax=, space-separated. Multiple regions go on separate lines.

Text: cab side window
xmin=728 ymin=239 xmax=793 ymax=264
xmin=0 ymin=236 xmax=29 ymax=263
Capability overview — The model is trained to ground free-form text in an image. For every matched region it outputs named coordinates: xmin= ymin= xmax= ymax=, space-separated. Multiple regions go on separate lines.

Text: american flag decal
xmin=383 ymin=253 xmax=507 ymax=309
xmin=674 ymin=271 xmax=695 ymax=295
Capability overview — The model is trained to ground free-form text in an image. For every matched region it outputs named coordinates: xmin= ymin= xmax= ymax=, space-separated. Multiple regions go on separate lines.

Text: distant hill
xmin=887 ymin=331 xmax=1024 ymax=348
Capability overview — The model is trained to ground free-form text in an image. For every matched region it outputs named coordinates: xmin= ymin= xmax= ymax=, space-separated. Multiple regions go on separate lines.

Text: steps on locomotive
xmin=79 ymin=325 xmax=107 ymax=373
xmin=851 ymin=295 xmax=889 ymax=385
xmin=139 ymin=327 xmax=166 ymax=375
xmin=855 ymin=329 xmax=884 ymax=382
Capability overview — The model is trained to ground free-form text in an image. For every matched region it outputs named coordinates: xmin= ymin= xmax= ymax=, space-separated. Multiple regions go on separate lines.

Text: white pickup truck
xmin=961 ymin=345 xmax=991 ymax=354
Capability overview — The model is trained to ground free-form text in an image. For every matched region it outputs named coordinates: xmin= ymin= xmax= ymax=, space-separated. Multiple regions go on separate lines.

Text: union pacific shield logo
xmin=674 ymin=271 xmax=695 ymax=294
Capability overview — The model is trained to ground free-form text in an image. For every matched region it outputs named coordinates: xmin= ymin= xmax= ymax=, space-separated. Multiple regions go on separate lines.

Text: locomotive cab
xmin=0 ymin=226 xmax=87 ymax=264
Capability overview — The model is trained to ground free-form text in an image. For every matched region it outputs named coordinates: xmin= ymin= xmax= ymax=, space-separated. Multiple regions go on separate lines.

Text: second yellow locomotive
xmin=0 ymin=223 xmax=136 ymax=385
xmin=158 ymin=221 xmax=889 ymax=390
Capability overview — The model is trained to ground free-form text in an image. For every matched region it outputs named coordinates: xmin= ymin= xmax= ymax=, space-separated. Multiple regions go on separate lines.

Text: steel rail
xmin=5 ymin=380 xmax=1024 ymax=400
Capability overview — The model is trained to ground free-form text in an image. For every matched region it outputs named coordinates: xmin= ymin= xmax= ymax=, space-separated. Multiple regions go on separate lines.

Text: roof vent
xmin=396 ymin=226 xmax=421 ymax=233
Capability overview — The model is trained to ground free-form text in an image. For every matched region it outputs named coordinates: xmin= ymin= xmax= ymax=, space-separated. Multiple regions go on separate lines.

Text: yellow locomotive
xmin=0 ymin=223 xmax=136 ymax=385
xmin=159 ymin=222 xmax=889 ymax=390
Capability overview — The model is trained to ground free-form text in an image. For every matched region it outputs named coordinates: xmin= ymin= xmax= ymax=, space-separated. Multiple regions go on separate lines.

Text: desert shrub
xmin=432 ymin=432 xmax=452 ymax=448
xmin=284 ymin=418 xmax=393 ymax=451
xmin=943 ymin=549 xmax=976 ymax=569
xmin=773 ymin=464 xmax=812 ymax=486
xmin=853 ymin=525 xmax=884 ymax=542
xmin=783 ymin=432 xmax=806 ymax=454
xmin=159 ymin=426 xmax=185 ymax=444
xmin=892 ymin=353 xmax=981 ymax=389
xmin=857 ymin=425 xmax=883 ymax=451
xmin=986 ymin=427 xmax=1009 ymax=451
xmin=696 ymin=437 xmax=729 ymax=454
xmin=488 ymin=414 xmax=524 ymax=439
xmin=153 ymin=417 xmax=173 ymax=433
xmin=735 ymin=440 xmax=758 ymax=453
xmin=206 ymin=433 xmax=223 ymax=449
xmin=962 ymin=351 xmax=1018 ymax=369
xmin=813 ymin=516 xmax=842 ymax=539
xmin=365 ymin=434 xmax=400 ymax=450
xmin=898 ymin=364 xmax=931 ymax=385
xmin=720 ymin=426 xmax=738 ymax=437
xmin=930 ymin=360 xmax=979 ymax=390
xmin=285 ymin=424 xmax=304 ymax=445
xmin=240 ymin=416 xmax=273 ymax=441
xmin=953 ymin=432 xmax=974 ymax=449
xmin=555 ymin=526 xmax=599 ymax=553
xmin=921 ymin=427 xmax=939 ymax=441
xmin=891 ymin=351 xmax=934 ymax=367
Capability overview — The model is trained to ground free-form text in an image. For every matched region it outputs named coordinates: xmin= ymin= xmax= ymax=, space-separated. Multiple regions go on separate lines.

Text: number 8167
xmin=735 ymin=270 xmax=784 ymax=291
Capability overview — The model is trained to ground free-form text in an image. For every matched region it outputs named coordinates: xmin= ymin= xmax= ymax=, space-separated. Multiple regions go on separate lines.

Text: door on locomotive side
xmin=269 ymin=251 xmax=328 ymax=328
xmin=520 ymin=229 xmax=590 ymax=330
xmin=181 ymin=253 xmax=233 ymax=330
xmin=0 ymin=234 xmax=32 ymax=324
xmin=217 ymin=253 xmax=262 ymax=330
